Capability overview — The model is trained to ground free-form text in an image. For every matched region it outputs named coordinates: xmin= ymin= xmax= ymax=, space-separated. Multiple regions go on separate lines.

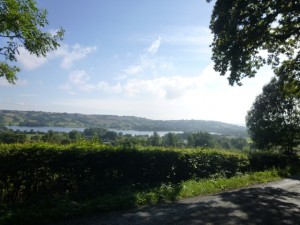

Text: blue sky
xmin=0 ymin=0 xmax=273 ymax=125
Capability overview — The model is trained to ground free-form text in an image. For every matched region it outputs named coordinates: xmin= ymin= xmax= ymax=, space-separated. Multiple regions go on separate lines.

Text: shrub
xmin=249 ymin=151 xmax=299 ymax=171
xmin=0 ymin=143 xmax=249 ymax=205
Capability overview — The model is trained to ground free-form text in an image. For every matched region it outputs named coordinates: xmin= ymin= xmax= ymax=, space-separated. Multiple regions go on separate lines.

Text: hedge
xmin=0 ymin=143 xmax=249 ymax=205
xmin=249 ymin=151 xmax=299 ymax=171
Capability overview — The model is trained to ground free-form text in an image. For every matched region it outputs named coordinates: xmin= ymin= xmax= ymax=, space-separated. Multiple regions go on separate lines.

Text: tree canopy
xmin=208 ymin=0 xmax=300 ymax=94
xmin=246 ymin=77 xmax=300 ymax=154
xmin=0 ymin=0 xmax=64 ymax=83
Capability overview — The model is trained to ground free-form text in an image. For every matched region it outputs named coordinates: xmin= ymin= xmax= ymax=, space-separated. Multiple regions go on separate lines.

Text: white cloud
xmin=16 ymin=47 xmax=48 ymax=70
xmin=62 ymin=70 xmax=122 ymax=94
xmin=64 ymin=70 xmax=93 ymax=93
xmin=136 ymin=26 xmax=212 ymax=55
xmin=139 ymin=26 xmax=213 ymax=59
xmin=0 ymin=77 xmax=28 ymax=86
xmin=120 ymin=64 xmax=224 ymax=99
xmin=121 ymin=26 xmax=211 ymax=79
xmin=69 ymin=70 xmax=90 ymax=85
xmin=95 ymin=81 xmax=122 ymax=93
xmin=0 ymin=78 xmax=12 ymax=86
xmin=122 ymin=37 xmax=172 ymax=77
xmin=57 ymin=63 xmax=273 ymax=125
xmin=55 ymin=44 xmax=97 ymax=69
xmin=55 ymin=26 xmax=273 ymax=125
xmin=162 ymin=26 xmax=212 ymax=46
xmin=122 ymin=65 xmax=144 ymax=76
xmin=147 ymin=37 xmax=161 ymax=54
xmin=62 ymin=63 xmax=271 ymax=103
xmin=16 ymin=44 xmax=97 ymax=70
xmin=123 ymin=75 xmax=198 ymax=99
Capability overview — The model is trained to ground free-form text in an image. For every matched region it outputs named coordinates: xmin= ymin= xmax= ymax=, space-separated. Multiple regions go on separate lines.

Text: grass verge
xmin=129 ymin=169 xmax=282 ymax=205
xmin=0 ymin=169 xmax=282 ymax=225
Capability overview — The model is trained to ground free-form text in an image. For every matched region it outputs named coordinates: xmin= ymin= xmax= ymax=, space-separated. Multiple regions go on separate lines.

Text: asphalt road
xmin=53 ymin=177 xmax=300 ymax=225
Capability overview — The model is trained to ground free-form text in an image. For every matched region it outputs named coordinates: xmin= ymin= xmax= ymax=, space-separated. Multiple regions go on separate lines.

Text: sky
xmin=0 ymin=0 xmax=274 ymax=126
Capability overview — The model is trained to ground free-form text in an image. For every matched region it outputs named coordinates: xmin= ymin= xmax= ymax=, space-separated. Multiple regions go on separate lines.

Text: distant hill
xmin=0 ymin=110 xmax=248 ymax=137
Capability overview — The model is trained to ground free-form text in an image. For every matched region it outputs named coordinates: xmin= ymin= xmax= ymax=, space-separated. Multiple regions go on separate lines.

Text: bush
xmin=249 ymin=151 xmax=299 ymax=171
xmin=0 ymin=143 xmax=249 ymax=205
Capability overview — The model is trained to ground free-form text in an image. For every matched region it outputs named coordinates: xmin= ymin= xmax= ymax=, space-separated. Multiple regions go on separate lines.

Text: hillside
xmin=0 ymin=110 xmax=248 ymax=137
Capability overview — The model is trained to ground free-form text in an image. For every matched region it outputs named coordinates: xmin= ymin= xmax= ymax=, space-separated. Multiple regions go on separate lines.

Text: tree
xmin=162 ymin=133 xmax=181 ymax=147
xmin=42 ymin=130 xmax=69 ymax=144
xmin=208 ymin=0 xmax=300 ymax=94
xmin=187 ymin=132 xmax=215 ymax=148
xmin=0 ymin=124 xmax=9 ymax=132
xmin=148 ymin=131 xmax=160 ymax=146
xmin=68 ymin=130 xmax=82 ymax=141
xmin=0 ymin=130 xmax=26 ymax=143
xmin=246 ymin=77 xmax=300 ymax=154
xmin=0 ymin=0 xmax=64 ymax=83
xmin=102 ymin=131 xmax=118 ymax=142
xmin=230 ymin=137 xmax=247 ymax=151
xmin=83 ymin=127 xmax=107 ymax=139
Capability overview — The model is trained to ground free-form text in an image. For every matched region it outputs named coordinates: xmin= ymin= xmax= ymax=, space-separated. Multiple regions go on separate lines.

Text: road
xmin=53 ymin=177 xmax=300 ymax=225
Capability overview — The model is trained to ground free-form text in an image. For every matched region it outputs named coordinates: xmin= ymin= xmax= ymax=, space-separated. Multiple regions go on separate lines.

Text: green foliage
xmin=178 ymin=169 xmax=281 ymax=198
xmin=68 ymin=130 xmax=82 ymax=140
xmin=0 ymin=130 xmax=26 ymax=143
xmin=83 ymin=127 xmax=107 ymax=138
xmin=0 ymin=169 xmax=282 ymax=225
xmin=230 ymin=137 xmax=248 ymax=151
xmin=117 ymin=135 xmax=148 ymax=147
xmin=249 ymin=151 xmax=299 ymax=172
xmin=0 ymin=142 xmax=297 ymax=225
xmin=102 ymin=130 xmax=118 ymax=142
xmin=162 ymin=132 xmax=182 ymax=147
xmin=246 ymin=78 xmax=300 ymax=153
xmin=208 ymin=0 xmax=300 ymax=93
xmin=148 ymin=131 xmax=161 ymax=146
xmin=0 ymin=125 xmax=250 ymax=151
xmin=187 ymin=132 xmax=215 ymax=148
xmin=0 ymin=143 xmax=249 ymax=206
xmin=41 ymin=130 xmax=68 ymax=143
xmin=0 ymin=0 xmax=64 ymax=83
xmin=0 ymin=62 xmax=19 ymax=83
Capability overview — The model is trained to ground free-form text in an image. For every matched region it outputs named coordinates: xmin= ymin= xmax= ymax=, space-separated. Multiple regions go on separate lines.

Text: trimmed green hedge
xmin=0 ymin=143 xmax=249 ymax=205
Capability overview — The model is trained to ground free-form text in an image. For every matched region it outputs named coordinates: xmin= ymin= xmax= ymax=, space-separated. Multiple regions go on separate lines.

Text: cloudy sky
xmin=0 ymin=0 xmax=273 ymax=125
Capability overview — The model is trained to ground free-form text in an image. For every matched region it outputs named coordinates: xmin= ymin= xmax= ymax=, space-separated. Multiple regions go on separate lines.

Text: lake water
xmin=6 ymin=126 xmax=182 ymax=136
xmin=7 ymin=126 xmax=85 ymax=133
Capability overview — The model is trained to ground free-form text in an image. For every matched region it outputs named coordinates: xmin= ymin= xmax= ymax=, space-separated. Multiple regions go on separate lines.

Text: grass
xmin=177 ymin=170 xmax=281 ymax=198
xmin=0 ymin=169 xmax=283 ymax=225
xmin=131 ymin=169 xmax=282 ymax=204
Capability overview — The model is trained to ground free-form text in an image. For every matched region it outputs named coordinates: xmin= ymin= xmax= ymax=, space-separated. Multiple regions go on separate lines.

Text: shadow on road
xmin=54 ymin=181 xmax=300 ymax=225
xmin=215 ymin=187 xmax=300 ymax=225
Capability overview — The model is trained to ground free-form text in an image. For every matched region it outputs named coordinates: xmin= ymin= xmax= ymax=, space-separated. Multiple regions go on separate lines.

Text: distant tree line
xmin=0 ymin=110 xmax=248 ymax=137
xmin=0 ymin=126 xmax=249 ymax=151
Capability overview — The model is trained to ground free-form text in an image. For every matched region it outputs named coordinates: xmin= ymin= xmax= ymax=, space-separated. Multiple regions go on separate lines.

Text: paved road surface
xmin=53 ymin=177 xmax=300 ymax=225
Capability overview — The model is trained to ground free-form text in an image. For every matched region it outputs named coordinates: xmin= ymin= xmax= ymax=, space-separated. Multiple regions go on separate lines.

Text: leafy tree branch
xmin=0 ymin=0 xmax=64 ymax=83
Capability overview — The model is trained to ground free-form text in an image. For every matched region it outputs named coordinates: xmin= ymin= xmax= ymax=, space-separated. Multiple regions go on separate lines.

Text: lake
xmin=6 ymin=126 xmax=183 ymax=136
